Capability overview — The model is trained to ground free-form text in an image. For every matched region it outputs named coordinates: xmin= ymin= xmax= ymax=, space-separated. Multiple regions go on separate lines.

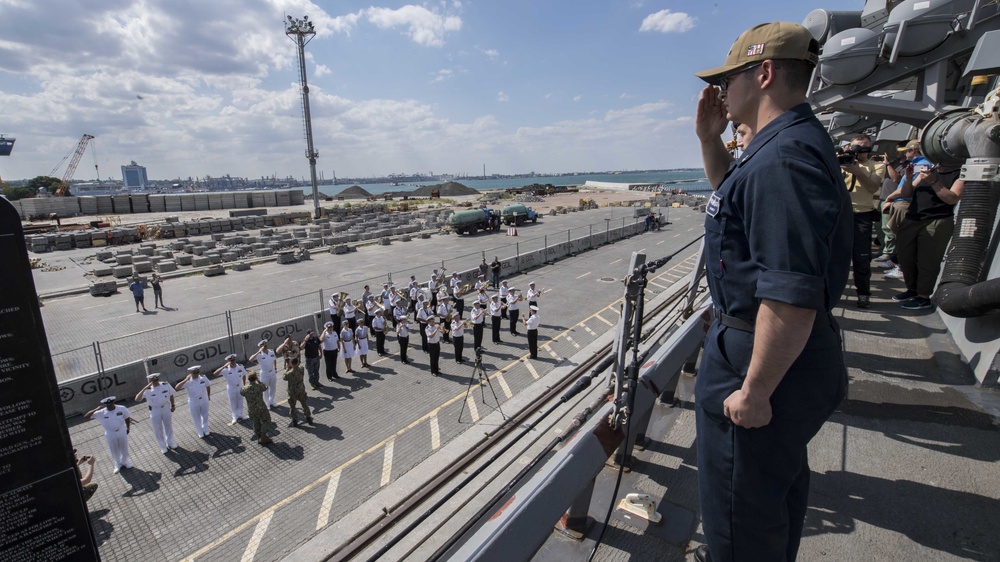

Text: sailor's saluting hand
xmin=695 ymin=84 xmax=729 ymax=142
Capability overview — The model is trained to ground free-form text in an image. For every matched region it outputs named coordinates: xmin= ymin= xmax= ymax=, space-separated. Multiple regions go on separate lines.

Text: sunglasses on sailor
xmin=719 ymin=62 xmax=764 ymax=91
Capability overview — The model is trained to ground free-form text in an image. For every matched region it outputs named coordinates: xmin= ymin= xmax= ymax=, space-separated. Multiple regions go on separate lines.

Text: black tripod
xmin=458 ymin=347 xmax=506 ymax=423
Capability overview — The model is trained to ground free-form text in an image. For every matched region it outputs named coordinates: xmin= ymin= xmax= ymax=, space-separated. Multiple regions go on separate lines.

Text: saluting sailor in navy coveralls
xmin=692 ymin=22 xmax=852 ymax=562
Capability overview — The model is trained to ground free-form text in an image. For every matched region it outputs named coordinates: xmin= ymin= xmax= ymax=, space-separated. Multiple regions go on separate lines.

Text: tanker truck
xmin=444 ymin=208 xmax=496 ymax=234
xmin=500 ymin=203 xmax=538 ymax=226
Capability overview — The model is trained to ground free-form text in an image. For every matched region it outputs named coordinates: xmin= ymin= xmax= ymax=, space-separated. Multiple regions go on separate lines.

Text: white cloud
xmin=0 ymin=0 xmax=707 ymax=180
xmin=481 ymin=48 xmax=499 ymax=59
xmin=433 ymin=69 xmax=454 ymax=82
xmin=365 ymin=5 xmax=462 ymax=47
xmin=639 ymin=10 xmax=695 ymax=34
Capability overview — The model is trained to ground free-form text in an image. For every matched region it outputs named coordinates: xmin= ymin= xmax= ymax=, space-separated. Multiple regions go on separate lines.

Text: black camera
xmin=475 ymin=346 xmax=485 ymax=359
xmin=837 ymin=145 xmax=871 ymax=166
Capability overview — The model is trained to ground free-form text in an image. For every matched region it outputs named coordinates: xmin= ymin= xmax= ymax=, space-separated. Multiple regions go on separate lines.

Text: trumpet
xmin=444 ymin=318 xmax=471 ymax=334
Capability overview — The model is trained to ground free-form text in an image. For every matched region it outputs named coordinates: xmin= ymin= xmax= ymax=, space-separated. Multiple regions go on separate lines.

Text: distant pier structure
xmin=582 ymin=180 xmax=663 ymax=193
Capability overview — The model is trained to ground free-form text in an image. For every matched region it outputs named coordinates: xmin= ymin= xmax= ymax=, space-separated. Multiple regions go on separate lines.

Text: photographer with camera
xmin=840 ymin=134 xmax=886 ymax=308
xmin=883 ymin=141 xmax=965 ymax=310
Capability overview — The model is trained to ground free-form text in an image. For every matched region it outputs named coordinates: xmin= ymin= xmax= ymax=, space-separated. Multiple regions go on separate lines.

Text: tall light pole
xmin=286 ymin=15 xmax=321 ymax=219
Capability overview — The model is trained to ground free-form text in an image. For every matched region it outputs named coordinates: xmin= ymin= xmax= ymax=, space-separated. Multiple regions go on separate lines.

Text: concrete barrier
xmin=58 ymin=360 xmax=148 ymax=417
xmin=235 ymin=314 xmax=318 ymax=359
xmin=144 ymin=336 xmax=236 ymax=382
xmin=516 ymin=249 xmax=545 ymax=273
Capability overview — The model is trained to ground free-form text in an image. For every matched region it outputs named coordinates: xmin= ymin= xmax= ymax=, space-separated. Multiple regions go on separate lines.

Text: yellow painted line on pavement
xmin=523 ymin=359 xmax=540 ymax=380
xmin=466 ymin=396 xmax=480 ymax=423
xmin=316 ymin=471 xmax=341 ymax=531
xmin=593 ymin=314 xmax=614 ymax=326
xmin=496 ymin=372 xmax=513 ymax=399
xmin=240 ymin=510 xmax=273 ymax=562
xmin=380 ymin=439 xmax=395 ymax=488
xmin=430 ymin=413 xmax=441 ymax=450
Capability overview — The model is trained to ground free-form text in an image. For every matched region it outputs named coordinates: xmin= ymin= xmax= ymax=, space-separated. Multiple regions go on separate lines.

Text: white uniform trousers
xmin=149 ymin=405 xmax=176 ymax=452
xmin=104 ymin=429 xmax=131 ymax=470
xmin=226 ymin=383 xmax=245 ymax=421
xmin=259 ymin=370 xmax=277 ymax=408
xmin=189 ymin=396 xmax=210 ymax=437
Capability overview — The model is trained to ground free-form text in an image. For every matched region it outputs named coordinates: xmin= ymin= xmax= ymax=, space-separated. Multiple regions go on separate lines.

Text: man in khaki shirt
xmin=841 ymin=134 xmax=885 ymax=308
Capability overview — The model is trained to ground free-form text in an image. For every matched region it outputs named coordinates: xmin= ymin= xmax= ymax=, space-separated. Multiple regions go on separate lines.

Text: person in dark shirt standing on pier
xmin=692 ymin=22 xmax=851 ymax=562
xmin=129 ymin=275 xmax=148 ymax=313
xmin=489 ymin=256 xmax=501 ymax=289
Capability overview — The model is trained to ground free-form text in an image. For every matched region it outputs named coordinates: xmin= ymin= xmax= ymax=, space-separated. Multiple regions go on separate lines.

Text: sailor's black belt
xmin=719 ymin=313 xmax=755 ymax=333
xmin=719 ymin=311 xmax=838 ymax=335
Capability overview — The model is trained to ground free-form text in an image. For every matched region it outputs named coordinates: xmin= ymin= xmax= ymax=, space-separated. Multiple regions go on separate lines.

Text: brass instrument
xmin=441 ymin=310 xmax=455 ymax=333
xmin=444 ymin=317 xmax=471 ymax=334
xmin=394 ymin=288 xmax=411 ymax=309
xmin=333 ymin=291 xmax=349 ymax=315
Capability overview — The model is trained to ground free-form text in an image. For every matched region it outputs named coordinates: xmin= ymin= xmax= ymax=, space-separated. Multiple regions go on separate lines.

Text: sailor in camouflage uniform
xmin=240 ymin=372 xmax=274 ymax=445
xmin=284 ymin=357 xmax=313 ymax=427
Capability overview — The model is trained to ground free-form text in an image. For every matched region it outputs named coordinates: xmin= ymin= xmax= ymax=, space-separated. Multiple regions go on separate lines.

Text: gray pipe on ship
xmin=922 ymin=96 xmax=1000 ymax=317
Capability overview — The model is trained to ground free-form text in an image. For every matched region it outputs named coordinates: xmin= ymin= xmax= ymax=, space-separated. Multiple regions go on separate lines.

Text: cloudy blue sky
xmin=0 ymin=0 xmax=843 ymax=182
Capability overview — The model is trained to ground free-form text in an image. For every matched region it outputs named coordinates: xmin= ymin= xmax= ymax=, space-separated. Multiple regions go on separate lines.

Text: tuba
xmin=335 ymin=291 xmax=349 ymax=315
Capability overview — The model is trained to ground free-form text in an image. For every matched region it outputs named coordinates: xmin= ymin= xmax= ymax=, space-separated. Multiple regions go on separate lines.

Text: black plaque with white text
xmin=0 ymin=199 xmax=99 ymax=559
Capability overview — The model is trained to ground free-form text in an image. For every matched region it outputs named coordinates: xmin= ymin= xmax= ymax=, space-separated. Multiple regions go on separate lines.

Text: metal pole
xmin=605 ymin=218 xmax=611 ymax=245
xmin=286 ymin=16 xmax=321 ymax=220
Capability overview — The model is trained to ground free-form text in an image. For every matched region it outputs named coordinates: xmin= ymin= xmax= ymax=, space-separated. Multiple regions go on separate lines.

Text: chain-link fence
xmin=51 ymin=344 xmax=99 ymax=383
xmin=95 ymin=313 xmax=230 ymax=377
xmin=229 ymin=292 xmax=321 ymax=335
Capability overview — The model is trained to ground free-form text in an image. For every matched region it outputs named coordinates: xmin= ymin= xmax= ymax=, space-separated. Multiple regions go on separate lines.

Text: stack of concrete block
xmin=90 ymin=281 xmax=118 ymax=296
xmin=157 ymin=261 xmax=177 ymax=273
